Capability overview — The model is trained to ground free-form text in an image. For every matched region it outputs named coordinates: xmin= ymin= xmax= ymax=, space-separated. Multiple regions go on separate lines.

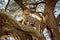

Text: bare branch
xmin=5 ymin=0 xmax=10 ymax=11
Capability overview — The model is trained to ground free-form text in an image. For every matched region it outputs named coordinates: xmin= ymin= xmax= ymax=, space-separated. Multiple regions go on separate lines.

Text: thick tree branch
xmin=0 ymin=11 xmax=43 ymax=38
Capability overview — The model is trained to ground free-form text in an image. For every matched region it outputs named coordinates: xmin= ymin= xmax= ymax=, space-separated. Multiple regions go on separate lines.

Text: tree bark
xmin=0 ymin=11 xmax=43 ymax=38
xmin=44 ymin=0 xmax=60 ymax=40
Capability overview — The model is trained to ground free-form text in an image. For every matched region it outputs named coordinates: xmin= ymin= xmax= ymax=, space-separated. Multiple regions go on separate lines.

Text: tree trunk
xmin=44 ymin=0 xmax=60 ymax=40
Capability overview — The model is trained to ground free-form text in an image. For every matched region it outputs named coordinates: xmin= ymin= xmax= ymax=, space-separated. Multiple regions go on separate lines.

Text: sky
xmin=54 ymin=0 xmax=60 ymax=18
